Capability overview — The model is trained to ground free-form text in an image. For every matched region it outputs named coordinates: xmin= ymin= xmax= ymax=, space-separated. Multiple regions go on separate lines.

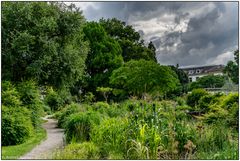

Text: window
xmin=189 ymin=77 xmax=192 ymax=82
xmin=196 ymin=69 xmax=201 ymax=74
xmin=188 ymin=70 xmax=194 ymax=74
xmin=196 ymin=77 xmax=199 ymax=80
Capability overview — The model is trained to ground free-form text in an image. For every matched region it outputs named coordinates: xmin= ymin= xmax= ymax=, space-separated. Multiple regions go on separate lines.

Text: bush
xmin=2 ymin=106 xmax=33 ymax=146
xmin=58 ymin=88 xmax=73 ymax=105
xmin=104 ymin=103 xmax=127 ymax=118
xmin=198 ymin=94 xmax=218 ymax=113
xmin=92 ymin=102 xmax=126 ymax=118
xmin=90 ymin=117 xmax=128 ymax=159
xmin=93 ymin=101 xmax=110 ymax=110
xmin=202 ymin=104 xmax=229 ymax=124
xmin=43 ymin=104 xmax=51 ymax=115
xmin=17 ymin=80 xmax=44 ymax=128
xmin=226 ymin=102 xmax=238 ymax=129
xmin=221 ymin=93 xmax=238 ymax=110
xmin=2 ymin=81 xmax=21 ymax=107
xmin=83 ymin=92 xmax=95 ymax=103
xmin=186 ymin=89 xmax=208 ymax=109
xmin=65 ymin=111 xmax=101 ymax=143
xmin=189 ymin=75 xmax=225 ymax=90
xmin=174 ymin=122 xmax=197 ymax=153
xmin=57 ymin=103 xmax=86 ymax=128
xmin=2 ymin=81 xmax=34 ymax=146
xmin=44 ymin=87 xmax=62 ymax=111
xmin=53 ymin=142 xmax=100 ymax=159
xmin=175 ymin=97 xmax=186 ymax=106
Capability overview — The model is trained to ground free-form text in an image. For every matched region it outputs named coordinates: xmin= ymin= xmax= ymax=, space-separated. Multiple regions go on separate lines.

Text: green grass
xmin=2 ymin=128 xmax=47 ymax=159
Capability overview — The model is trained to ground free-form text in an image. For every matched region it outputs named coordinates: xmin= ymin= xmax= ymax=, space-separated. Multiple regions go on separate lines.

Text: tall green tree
xmin=82 ymin=22 xmax=123 ymax=94
xmin=110 ymin=59 xmax=179 ymax=98
xmin=99 ymin=18 xmax=157 ymax=62
xmin=167 ymin=65 xmax=189 ymax=97
xmin=2 ymin=2 xmax=89 ymax=88
xmin=224 ymin=50 xmax=239 ymax=84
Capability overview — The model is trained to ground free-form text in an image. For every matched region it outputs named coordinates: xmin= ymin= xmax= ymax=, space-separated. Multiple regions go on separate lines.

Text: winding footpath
xmin=19 ymin=116 xmax=64 ymax=159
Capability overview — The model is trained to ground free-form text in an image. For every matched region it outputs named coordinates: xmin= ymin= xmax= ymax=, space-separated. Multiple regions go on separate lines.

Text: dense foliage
xmin=16 ymin=80 xmax=44 ymax=127
xmin=82 ymin=22 xmax=123 ymax=95
xmin=167 ymin=65 xmax=189 ymax=98
xmin=2 ymin=2 xmax=89 ymax=88
xmin=53 ymin=94 xmax=238 ymax=159
xmin=2 ymin=2 xmax=238 ymax=160
xmin=224 ymin=50 xmax=239 ymax=84
xmin=186 ymin=88 xmax=208 ymax=108
xmin=189 ymin=75 xmax=225 ymax=90
xmin=64 ymin=111 xmax=101 ymax=143
xmin=110 ymin=59 xmax=180 ymax=98
xmin=2 ymin=81 xmax=34 ymax=146
xmin=1 ymin=2 xmax=88 ymax=147
xmin=99 ymin=18 xmax=157 ymax=62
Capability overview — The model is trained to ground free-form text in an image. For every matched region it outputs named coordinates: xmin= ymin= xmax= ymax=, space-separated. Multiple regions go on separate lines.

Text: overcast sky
xmin=68 ymin=2 xmax=238 ymax=67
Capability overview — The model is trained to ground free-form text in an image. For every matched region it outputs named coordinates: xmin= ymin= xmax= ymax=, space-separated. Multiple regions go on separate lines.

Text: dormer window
xmin=188 ymin=70 xmax=194 ymax=74
xmin=196 ymin=69 xmax=201 ymax=74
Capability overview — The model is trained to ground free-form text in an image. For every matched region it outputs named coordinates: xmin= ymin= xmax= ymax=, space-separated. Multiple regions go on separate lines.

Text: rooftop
xmin=179 ymin=64 xmax=225 ymax=76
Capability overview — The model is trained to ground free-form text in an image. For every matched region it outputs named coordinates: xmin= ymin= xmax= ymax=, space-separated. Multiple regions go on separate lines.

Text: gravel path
xmin=19 ymin=116 xmax=64 ymax=159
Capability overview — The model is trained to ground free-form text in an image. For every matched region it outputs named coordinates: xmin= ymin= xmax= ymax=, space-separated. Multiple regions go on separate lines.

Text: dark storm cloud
xmin=74 ymin=2 xmax=238 ymax=66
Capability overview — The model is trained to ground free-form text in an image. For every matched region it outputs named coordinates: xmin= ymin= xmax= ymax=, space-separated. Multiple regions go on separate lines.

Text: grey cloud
xmin=151 ymin=2 xmax=237 ymax=66
xmin=174 ymin=12 xmax=189 ymax=24
xmin=138 ymin=30 xmax=144 ymax=37
xmin=74 ymin=2 xmax=238 ymax=66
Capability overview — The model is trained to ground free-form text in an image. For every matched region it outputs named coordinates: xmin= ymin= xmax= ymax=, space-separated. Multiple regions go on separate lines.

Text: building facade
xmin=179 ymin=65 xmax=225 ymax=82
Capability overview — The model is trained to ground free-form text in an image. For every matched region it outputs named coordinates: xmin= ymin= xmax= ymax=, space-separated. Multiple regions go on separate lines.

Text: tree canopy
xmin=110 ymin=59 xmax=180 ymax=97
xmin=99 ymin=18 xmax=157 ymax=62
xmin=189 ymin=75 xmax=225 ymax=90
xmin=166 ymin=65 xmax=189 ymax=97
xmin=82 ymin=22 xmax=123 ymax=93
xmin=2 ymin=2 xmax=89 ymax=89
xmin=224 ymin=50 xmax=239 ymax=84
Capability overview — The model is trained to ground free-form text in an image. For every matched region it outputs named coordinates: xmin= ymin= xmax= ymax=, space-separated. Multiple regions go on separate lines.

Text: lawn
xmin=2 ymin=128 xmax=47 ymax=159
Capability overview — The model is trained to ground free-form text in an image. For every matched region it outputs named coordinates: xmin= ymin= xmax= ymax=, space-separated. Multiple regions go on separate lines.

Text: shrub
xmin=52 ymin=142 xmax=100 ymax=159
xmin=17 ymin=80 xmax=44 ymax=128
xmin=175 ymin=97 xmax=186 ymax=106
xmin=186 ymin=89 xmax=208 ymax=109
xmin=2 ymin=81 xmax=34 ymax=146
xmin=104 ymin=103 xmax=127 ymax=118
xmin=174 ymin=122 xmax=197 ymax=153
xmin=2 ymin=81 xmax=21 ymax=107
xmin=83 ymin=92 xmax=95 ymax=103
xmin=44 ymin=87 xmax=62 ymax=111
xmin=2 ymin=106 xmax=33 ymax=146
xmin=92 ymin=102 xmax=126 ymax=118
xmin=65 ymin=111 xmax=101 ymax=143
xmin=43 ymin=104 xmax=51 ymax=115
xmin=90 ymin=117 xmax=129 ymax=158
xmin=57 ymin=103 xmax=86 ymax=128
xmin=189 ymin=75 xmax=225 ymax=90
xmin=198 ymin=94 xmax=218 ymax=113
xmin=221 ymin=93 xmax=238 ymax=110
xmin=58 ymin=88 xmax=73 ymax=105
xmin=93 ymin=101 xmax=110 ymax=110
xmin=202 ymin=104 xmax=229 ymax=124
xmin=226 ymin=102 xmax=239 ymax=129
